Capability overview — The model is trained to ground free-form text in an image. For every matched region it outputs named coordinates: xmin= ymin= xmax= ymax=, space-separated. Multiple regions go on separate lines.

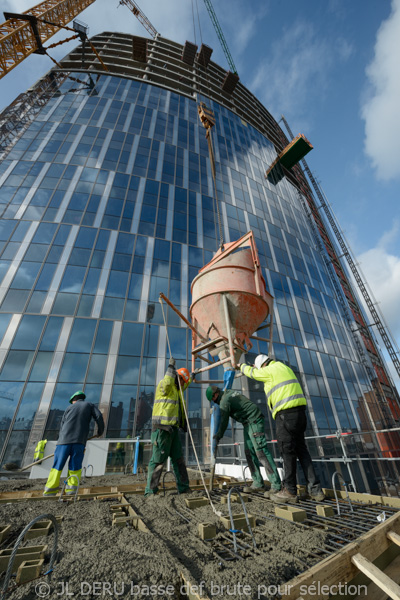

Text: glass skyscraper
xmin=0 ymin=32 xmax=398 ymax=492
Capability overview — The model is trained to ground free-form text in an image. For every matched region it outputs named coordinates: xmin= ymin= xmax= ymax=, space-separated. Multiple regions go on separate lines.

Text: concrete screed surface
xmin=0 ymin=475 xmax=327 ymax=599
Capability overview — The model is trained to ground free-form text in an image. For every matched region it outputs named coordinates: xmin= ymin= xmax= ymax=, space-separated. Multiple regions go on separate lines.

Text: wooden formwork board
xmin=0 ymin=478 xmax=219 ymax=503
xmin=323 ymin=488 xmax=400 ymax=510
xmin=280 ymin=511 xmax=400 ymax=600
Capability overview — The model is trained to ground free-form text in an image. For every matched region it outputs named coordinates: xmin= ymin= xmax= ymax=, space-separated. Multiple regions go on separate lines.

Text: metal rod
xmin=159 ymin=293 xmax=207 ymax=341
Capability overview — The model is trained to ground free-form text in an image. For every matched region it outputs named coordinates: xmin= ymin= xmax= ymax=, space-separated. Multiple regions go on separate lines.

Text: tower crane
xmin=202 ymin=0 xmax=237 ymax=75
xmin=119 ymin=0 xmax=158 ymax=39
xmin=0 ymin=0 xmax=96 ymax=80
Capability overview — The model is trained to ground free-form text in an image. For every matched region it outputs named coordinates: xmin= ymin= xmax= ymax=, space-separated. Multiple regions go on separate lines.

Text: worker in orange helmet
xmin=144 ymin=358 xmax=194 ymax=496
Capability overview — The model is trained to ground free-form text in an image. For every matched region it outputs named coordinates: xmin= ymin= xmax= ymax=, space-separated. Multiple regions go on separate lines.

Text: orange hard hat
xmin=177 ymin=368 xmax=190 ymax=383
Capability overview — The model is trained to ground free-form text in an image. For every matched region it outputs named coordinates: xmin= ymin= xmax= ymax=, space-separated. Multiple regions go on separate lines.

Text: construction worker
xmin=34 ymin=439 xmax=47 ymax=461
xmin=43 ymin=391 xmax=104 ymax=497
xmin=240 ymin=355 xmax=325 ymax=503
xmin=205 ymin=386 xmax=281 ymax=496
xmin=114 ymin=441 xmax=125 ymax=468
xmin=144 ymin=358 xmax=192 ymax=497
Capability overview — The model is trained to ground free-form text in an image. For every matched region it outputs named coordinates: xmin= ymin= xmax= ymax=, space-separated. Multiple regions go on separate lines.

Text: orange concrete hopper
xmin=190 ymin=231 xmax=274 ymax=373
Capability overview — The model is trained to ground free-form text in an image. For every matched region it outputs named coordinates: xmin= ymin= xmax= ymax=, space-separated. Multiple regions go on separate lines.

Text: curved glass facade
xmin=0 ymin=34 xmax=397 ymax=491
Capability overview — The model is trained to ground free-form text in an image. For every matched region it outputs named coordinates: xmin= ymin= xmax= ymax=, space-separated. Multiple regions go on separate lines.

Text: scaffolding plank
xmin=351 ymin=553 xmax=400 ymax=600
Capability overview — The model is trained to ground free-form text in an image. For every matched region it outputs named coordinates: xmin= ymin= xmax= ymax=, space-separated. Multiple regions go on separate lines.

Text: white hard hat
xmin=255 ymin=354 xmax=269 ymax=369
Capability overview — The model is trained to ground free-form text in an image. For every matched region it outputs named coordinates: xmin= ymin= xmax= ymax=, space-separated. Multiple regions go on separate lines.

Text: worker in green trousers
xmin=206 ymin=386 xmax=281 ymax=497
xmin=145 ymin=358 xmax=193 ymax=496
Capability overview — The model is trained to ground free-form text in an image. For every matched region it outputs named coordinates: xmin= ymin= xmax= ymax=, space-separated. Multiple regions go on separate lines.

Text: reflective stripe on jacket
xmin=240 ymin=361 xmax=306 ymax=419
xmin=152 ymin=369 xmax=191 ymax=429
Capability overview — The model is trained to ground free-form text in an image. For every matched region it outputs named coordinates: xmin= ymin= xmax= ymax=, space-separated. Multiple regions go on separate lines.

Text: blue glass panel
xmin=119 ymin=323 xmax=144 ymax=355
xmin=40 ymin=317 xmax=63 ymax=350
xmin=0 ymin=351 xmax=34 ymax=381
xmin=114 ymin=356 xmax=140 ymax=384
xmin=101 ymin=297 xmax=124 ymax=319
xmin=93 ymin=320 xmax=114 ymax=354
xmin=11 ymin=262 xmax=41 ymax=289
xmin=106 ymin=384 xmax=137 ymax=436
xmin=12 ymin=315 xmax=46 ymax=350
xmin=0 ymin=314 xmax=12 ymax=344
xmin=29 ymin=352 xmax=53 ymax=381
xmin=59 ymin=265 xmax=86 ymax=293
xmin=59 ymin=353 xmax=90 ymax=382
xmin=67 ymin=319 xmax=96 ymax=353
xmin=11 ymin=382 xmax=45 ymax=430
xmin=106 ymin=270 xmax=129 ymax=297
xmin=87 ymin=354 xmax=108 ymax=383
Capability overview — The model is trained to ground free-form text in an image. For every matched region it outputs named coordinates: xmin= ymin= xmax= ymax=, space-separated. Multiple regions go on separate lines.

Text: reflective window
xmin=11 ymin=315 xmax=46 ymax=350
xmin=67 ymin=319 xmax=96 ymax=353
xmin=59 ymin=354 xmax=89 ymax=382
xmin=0 ymin=351 xmax=35 ymax=381
xmin=119 ymin=323 xmax=144 ymax=355
xmin=114 ymin=356 xmax=140 ymax=385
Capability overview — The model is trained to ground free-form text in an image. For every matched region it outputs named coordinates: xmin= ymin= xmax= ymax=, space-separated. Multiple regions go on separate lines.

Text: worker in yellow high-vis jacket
xmin=240 ymin=354 xmax=324 ymax=504
xmin=144 ymin=358 xmax=193 ymax=496
xmin=43 ymin=391 xmax=104 ymax=497
xmin=34 ymin=439 xmax=47 ymax=461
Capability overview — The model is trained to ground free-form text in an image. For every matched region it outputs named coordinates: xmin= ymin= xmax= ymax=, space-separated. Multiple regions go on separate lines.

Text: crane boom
xmin=0 ymin=0 xmax=96 ymax=80
xmin=203 ymin=0 xmax=237 ymax=74
xmin=119 ymin=0 xmax=158 ymax=39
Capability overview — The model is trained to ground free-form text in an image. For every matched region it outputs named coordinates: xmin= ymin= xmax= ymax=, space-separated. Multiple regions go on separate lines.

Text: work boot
xmin=270 ymin=488 xmax=298 ymax=504
xmin=264 ymin=487 xmax=278 ymax=499
xmin=242 ymin=483 xmax=265 ymax=493
xmin=310 ymin=490 xmax=325 ymax=502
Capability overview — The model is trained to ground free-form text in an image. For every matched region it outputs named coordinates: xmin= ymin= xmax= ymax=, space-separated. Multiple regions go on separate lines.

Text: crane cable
xmin=158 ymin=296 xmax=222 ymax=517
xmin=192 ymin=0 xmax=224 ymax=250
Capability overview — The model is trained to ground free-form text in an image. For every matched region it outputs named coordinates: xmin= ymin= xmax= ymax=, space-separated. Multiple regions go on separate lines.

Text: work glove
xmin=191 ymin=371 xmax=196 ymax=381
xmin=169 ymin=357 xmax=176 ymax=367
xmin=180 ymin=422 xmax=188 ymax=433
xmin=234 ymin=363 xmax=241 ymax=371
xmin=213 ymin=434 xmax=221 ymax=443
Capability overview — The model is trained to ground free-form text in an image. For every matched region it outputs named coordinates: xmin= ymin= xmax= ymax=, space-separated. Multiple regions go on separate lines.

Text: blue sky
xmin=1 ymin=0 xmax=400 ymax=380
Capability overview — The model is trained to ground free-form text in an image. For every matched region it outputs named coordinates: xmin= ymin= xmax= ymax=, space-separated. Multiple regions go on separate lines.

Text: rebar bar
xmin=332 ymin=471 xmax=354 ymax=515
xmin=1 ymin=514 xmax=58 ymax=599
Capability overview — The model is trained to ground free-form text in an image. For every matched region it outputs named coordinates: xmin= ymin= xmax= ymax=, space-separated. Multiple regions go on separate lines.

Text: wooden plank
xmin=354 ymin=554 xmax=400 ymax=600
xmin=351 ymin=553 xmax=400 ymax=600
xmin=281 ymin=511 xmax=400 ymax=600
xmin=388 ymin=531 xmax=400 ymax=547
xmin=119 ymin=495 xmax=150 ymax=533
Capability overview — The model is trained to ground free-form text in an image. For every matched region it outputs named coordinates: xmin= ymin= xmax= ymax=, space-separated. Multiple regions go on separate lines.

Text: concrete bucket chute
xmin=190 ymin=230 xmax=274 ymax=375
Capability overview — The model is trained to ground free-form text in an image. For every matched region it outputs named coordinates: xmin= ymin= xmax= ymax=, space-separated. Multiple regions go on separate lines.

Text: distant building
xmin=0 ymin=33 xmax=398 ymax=491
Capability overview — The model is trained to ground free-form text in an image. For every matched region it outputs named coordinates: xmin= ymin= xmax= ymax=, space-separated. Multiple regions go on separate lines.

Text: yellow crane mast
xmin=0 ymin=0 xmax=96 ymax=80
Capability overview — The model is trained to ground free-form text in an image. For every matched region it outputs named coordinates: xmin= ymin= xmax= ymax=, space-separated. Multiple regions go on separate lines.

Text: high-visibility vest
xmin=152 ymin=374 xmax=189 ymax=428
xmin=241 ymin=361 xmax=306 ymax=419
xmin=34 ymin=439 xmax=47 ymax=460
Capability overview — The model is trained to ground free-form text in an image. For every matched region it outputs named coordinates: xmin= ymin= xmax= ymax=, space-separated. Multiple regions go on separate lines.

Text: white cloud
xmin=358 ymin=221 xmax=400 ymax=340
xmin=361 ymin=0 xmax=400 ymax=181
xmin=248 ymin=20 xmax=344 ymax=122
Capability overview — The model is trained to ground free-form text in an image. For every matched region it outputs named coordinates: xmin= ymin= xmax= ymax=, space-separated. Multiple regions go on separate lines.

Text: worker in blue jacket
xmin=43 ymin=391 xmax=104 ymax=496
